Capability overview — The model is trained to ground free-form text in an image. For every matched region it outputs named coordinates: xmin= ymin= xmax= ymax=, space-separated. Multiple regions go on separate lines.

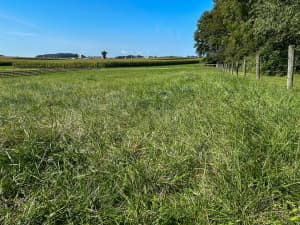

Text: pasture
xmin=1 ymin=64 xmax=300 ymax=224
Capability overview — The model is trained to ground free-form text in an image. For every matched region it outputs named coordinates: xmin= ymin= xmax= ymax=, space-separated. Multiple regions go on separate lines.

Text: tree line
xmin=194 ymin=0 xmax=300 ymax=75
xmin=36 ymin=53 xmax=87 ymax=59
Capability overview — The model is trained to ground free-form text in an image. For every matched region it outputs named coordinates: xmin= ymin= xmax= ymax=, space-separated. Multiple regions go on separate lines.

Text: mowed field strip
xmin=1 ymin=64 xmax=300 ymax=224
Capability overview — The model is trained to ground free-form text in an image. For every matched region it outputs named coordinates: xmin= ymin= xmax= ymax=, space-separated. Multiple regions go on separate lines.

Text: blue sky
xmin=0 ymin=0 xmax=213 ymax=57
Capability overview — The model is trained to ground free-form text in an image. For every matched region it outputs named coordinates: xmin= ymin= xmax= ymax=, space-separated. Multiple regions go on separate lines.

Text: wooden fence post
xmin=256 ymin=54 xmax=260 ymax=80
xmin=231 ymin=61 xmax=234 ymax=75
xmin=287 ymin=45 xmax=295 ymax=89
xmin=243 ymin=59 xmax=247 ymax=77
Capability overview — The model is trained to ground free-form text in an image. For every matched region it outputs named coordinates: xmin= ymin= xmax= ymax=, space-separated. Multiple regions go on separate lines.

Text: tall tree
xmin=101 ymin=51 xmax=108 ymax=59
xmin=252 ymin=0 xmax=300 ymax=73
xmin=194 ymin=11 xmax=212 ymax=57
xmin=194 ymin=0 xmax=299 ymax=74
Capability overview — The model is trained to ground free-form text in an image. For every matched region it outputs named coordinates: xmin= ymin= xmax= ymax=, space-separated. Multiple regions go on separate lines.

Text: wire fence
xmin=212 ymin=45 xmax=298 ymax=89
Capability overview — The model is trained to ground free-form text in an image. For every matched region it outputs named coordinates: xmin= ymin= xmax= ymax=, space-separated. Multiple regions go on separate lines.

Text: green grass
xmin=0 ymin=66 xmax=14 ymax=70
xmin=1 ymin=64 xmax=300 ymax=224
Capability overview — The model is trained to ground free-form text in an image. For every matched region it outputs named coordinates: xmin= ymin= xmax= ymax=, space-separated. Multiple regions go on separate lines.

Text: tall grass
xmin=1 ymin=65 xmax=300 ymax=224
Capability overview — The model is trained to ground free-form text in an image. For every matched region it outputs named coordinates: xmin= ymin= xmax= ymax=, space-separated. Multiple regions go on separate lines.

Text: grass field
xmin=1 ymin=64 xmax=300 ymax=224
xmin=0 ymin=57 xmax=200 ymax=69
xmin=0 ymin=66 xmax=14 ymax=70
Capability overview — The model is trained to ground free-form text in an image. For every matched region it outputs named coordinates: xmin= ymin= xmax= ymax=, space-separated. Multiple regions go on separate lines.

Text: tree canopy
xmin=36 ymin=53 xmax=86 ymax=59
xmin=101 ymin=51 xmax=108 ymax=59
xmin=194 ymin=0 xmax=300 ymax=74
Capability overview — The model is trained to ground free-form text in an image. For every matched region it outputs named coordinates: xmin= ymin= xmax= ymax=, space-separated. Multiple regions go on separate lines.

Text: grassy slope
xmin=1 ymin=65 xmax=300 ymax=224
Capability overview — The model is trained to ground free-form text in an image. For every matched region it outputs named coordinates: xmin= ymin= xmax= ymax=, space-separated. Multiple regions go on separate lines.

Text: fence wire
xmin=212 ymin=48 xmax=300 ymax=76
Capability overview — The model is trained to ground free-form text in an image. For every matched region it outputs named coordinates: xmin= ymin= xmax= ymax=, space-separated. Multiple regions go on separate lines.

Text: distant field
xmin=0 ymin=57 xmax=200 ymax=69
xmin=1 ymin=64 xmax=300 ymax=224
